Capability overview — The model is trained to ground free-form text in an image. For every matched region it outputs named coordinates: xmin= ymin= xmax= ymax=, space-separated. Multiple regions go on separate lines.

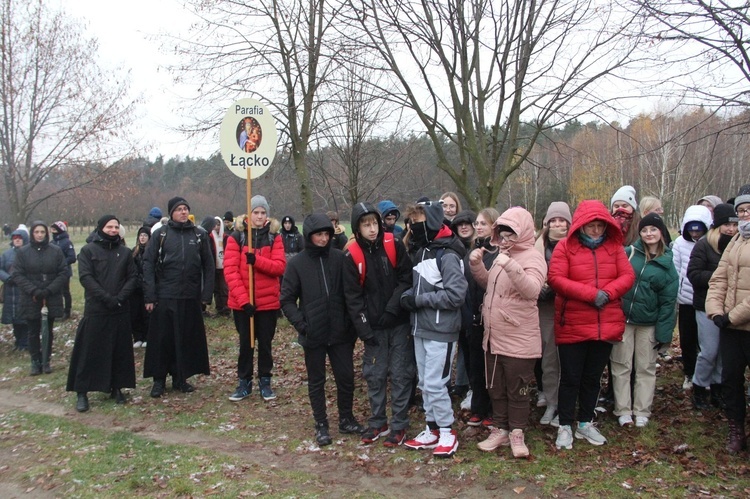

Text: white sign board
xmin=220 ymin=98 xmax=278 ymax=179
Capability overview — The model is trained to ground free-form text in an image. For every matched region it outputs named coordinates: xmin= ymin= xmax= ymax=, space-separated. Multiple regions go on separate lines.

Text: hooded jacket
xmin=0 ymin=229 xmax=30 ymax=324
xmin=672 ymin=205 xmax=713 ymax=305
xmin=687 ymin=229 xmax=730 ymax=311
xmin=548 ymin=200 xmax=636 ymax=345
xmin=622 ymin=240 xmax=678 ymax=343
xmin=470 ymin=207 xmax=547 ymax=358
xmin=706 ymin=231 xmax=750 ymax=331
xmin=377 ymin=200 xmax=404 ymax=237
xmin=280 ymin=213 xmax=354 ymax=348
xmin=50 ymin=223 xmax=76 ymax=278
xmin=224 ymin=220 xmax=286 ymax=312
xmin=402 ymin=201 xmax=468 ymax=342
xmin=11 ymin=221 xmax=69 ymax=320
xmin=343 ymin=202 xmax=413 ymax=341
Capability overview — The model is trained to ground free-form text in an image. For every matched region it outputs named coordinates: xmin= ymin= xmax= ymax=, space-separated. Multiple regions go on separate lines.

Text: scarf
xmin=612 ymin=208 xmax=633 ymax=237
xmin=739 ymin=220 xmax=750 ymax=239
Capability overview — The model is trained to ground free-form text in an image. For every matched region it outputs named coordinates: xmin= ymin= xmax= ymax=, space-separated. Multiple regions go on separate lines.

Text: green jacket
xmin=622 ymin=241 xmax=679 ymax=343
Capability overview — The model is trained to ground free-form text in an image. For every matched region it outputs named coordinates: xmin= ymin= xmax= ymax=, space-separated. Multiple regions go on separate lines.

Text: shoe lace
xmin=438 ymin=431 xmax=455 ymax=446
xmin=510 ymin=431 xmax=524 ymax=445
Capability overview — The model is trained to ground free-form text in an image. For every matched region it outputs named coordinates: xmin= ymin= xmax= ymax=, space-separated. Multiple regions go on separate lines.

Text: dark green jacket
xmin=623 ymin=241 xmax=678 ymax=343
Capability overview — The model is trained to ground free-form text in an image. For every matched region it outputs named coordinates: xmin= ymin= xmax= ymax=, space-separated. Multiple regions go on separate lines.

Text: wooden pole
xmin=246 ymin=167 xmax=255 ymax=348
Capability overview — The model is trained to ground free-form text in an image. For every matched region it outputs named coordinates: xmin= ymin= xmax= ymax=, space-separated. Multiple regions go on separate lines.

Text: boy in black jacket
xmin=280 ymin=213 xmax=365 ymax=446
xmin=344 ymin=202 xmax=415 ymax=446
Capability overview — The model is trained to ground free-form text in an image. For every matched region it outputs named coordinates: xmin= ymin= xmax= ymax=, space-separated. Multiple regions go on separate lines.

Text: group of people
xmin=2 ymin=184 xmax=750 ymax=458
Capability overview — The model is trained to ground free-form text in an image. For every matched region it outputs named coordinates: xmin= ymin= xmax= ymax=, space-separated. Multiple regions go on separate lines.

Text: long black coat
xmin=66 ymin=232 xmax=138 ymax=393
xmin=12 ymin=233 xmax=68 ymax=321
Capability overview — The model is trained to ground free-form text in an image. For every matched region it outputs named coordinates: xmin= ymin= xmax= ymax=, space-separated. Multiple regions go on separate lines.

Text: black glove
xmin=377 ymin=312 xmax=398 ymax=328
xmin=298 ymin=323 xmax=308 ymax=336
xmin=245 ymin=252 xmax=256 ymax=265
xmin=364 ymin=336 xmax=380 ymax=347
xmin=105 ymin=296 xmax=120 ymax=310
xmin=401 ymin=295 xmax=418 ymax=312
xmin=242 ymin=303 xmax=256 ymax=317
xmin=713 ymin=313 xmax=731 ymax=329
xmin=593 ymin=290 xmax=609 ymax=309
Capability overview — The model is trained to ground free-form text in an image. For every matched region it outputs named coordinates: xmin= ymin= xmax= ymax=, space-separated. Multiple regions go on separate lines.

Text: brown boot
xmin=727 ymin=420 xmax=747 ymax=454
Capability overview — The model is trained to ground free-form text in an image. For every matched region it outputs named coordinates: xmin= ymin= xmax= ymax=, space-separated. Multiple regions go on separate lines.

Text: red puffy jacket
xmin=548 ymin=200 xmax=635 ymax=345
xmin=224 ymin=226 xmax=286 ymax=311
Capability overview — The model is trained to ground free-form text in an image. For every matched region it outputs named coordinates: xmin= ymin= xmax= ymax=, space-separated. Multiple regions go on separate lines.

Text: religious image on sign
xmin=237 ymin=117 xmax=262 ymax=153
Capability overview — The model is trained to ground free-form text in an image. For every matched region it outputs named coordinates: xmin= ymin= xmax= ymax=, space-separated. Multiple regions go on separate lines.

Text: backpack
xmin=231 ymin=230 xmax=275 ymax=251
xmin=348 ymin=233 xmax=397 ymax=286
xmin=156 ymin=225 xmax=204 ymax=271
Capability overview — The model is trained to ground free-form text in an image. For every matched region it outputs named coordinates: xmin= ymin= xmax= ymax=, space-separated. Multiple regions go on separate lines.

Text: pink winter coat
xmin=470 ymin=207 xmax=547 ymax=359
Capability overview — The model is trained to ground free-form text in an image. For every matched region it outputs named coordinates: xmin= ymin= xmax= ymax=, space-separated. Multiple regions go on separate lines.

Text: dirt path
xmin=0 ymin=389 xmax=540 ymax=498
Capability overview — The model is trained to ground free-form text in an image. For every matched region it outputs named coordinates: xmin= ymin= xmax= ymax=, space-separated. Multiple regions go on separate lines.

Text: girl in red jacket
xmin=548 ymin=200 xmax=635 ymax=450
xmin=224 ymin=196 xmax=286 ymax=402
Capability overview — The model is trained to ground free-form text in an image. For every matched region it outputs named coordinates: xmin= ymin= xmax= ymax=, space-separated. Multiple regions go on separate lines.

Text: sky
xmin=62 ymin=0 xmax=218 ymax=160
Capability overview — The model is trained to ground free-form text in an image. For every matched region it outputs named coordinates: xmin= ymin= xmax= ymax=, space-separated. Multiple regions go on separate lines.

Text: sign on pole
xmin=220 ymin=98 xmax=277 ymax=179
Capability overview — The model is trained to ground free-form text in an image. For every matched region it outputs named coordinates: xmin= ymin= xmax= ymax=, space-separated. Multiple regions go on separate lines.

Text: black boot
xmin=692 ymin=385 xmax=710 ymax=410
xmin=727 ymin=419 xmax=747 ymax=454
xmin=150 ymin=378 xmax=166 ymax=398
xmin=315 ymin=421 xmax=332 ymax=446
xmin=111 ymin=388 xmax=126 ymax=404
xmin=76 ymin=393 xmax=89 ymax=412
xmin=710 ymin=384 xmax=727 ymax=410
xmin=29 ymin=356 xmax=42 ymax=376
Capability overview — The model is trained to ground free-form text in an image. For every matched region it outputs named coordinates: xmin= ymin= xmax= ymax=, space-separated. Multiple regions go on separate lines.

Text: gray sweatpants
xmin=362 ymin=323 xmax=415 ymax=431
xmin=414 ymin=336 xmax=456 ymax=428
xmin=693 ymin=310 xmax=723 ymax=388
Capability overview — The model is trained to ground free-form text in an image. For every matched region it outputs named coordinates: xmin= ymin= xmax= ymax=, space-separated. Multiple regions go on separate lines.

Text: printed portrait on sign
xmin=237 ymin=116 xmax=263 ymax=153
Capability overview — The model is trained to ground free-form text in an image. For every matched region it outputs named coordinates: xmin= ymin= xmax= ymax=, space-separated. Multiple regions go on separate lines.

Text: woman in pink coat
xmin=469 ymin=207 xmax=546 ymax=458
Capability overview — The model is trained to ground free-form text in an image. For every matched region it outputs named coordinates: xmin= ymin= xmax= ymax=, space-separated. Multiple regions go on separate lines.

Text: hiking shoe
xmin=30 ymin=362 xmax=42 ymax=376
xmin=339 ymin=417 xmax=366 ymax=435
xmin=259 ymin=376 xmax=276 ymax=401
xmin=361 ymin=424 xmax=390 ymax=444
xmin=635 ymin=416 xmax=649 ymax=428
xmin=173 ymin=380 xmax=195 ymax=393
xmin=404 ymin=426 xmax=440 ymax=450
xmin=460 ymin=390 xmax=473 ymax=410
xmin=315 ymin=423 xmax=332 ymax=447
xmin=540 ymin=405 xmax=557 ymax=425
xmin=575 ymin=422 xmax=607 ymax=445
xmin=556 ymin=425 xmax=573 ymax=450
xmin=383 ymin=429 xmax=407 ymax=447
xmin=467 ymin=414 xmax=483 ymax=427
xmin=76 ymin=393 xmax=89 ymax=413
xmin=537 ymin=393 xmax=548 ymax=407
xmin=510 ymin=429 xmax=529 ymax=458
xmin=618 ymin=414 xmax=633 ymax=427
xmin=229 ymin=379 xmax=251 ymax=402
xmin=433 ymin=429 xmax=458 ymax=458
xmin=150 ymin=379 xmax=165 ymax=398
xmin=477 ymin=428 xmax=509 ymax=452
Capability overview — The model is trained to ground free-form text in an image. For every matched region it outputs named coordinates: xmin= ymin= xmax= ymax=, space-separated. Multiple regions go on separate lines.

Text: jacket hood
xmin=351 ymin=202 xmax=383 ymax=242
xmin=200 ymin=216 xmax=216 ymax=233
xmin=377 ymin=200 xmax=400 ymax=220
xmin=490 ymin=207 xmax=536 ymax=252
xmin=29 ymin=220 xmax=50 ymax=246
xmin=681 ymin=205 xmax=713 ymax=235
xmin=569 ymin=200 xmax=623 ymax=245
xmin=303 ymin=213 xmax=335 ymax=243
xmin=9 ymin=228 xmax=29 ymax=246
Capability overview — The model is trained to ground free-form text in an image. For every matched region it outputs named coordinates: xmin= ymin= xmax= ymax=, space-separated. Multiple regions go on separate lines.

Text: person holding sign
xmin=225 ymin=196 xmax=286 ymax=402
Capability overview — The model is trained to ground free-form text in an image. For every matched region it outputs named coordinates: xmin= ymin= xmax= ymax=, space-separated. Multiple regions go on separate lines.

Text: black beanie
xmin=168 ymin=196 xmax=190 ymax=216
xmin=712 ymin=203 xmax=738 ymax=228
xmin=224 ymin=211 xmax=234 ymax=222
xmin=97 ymin=214 xmax=119 ymax=232
xmin=639 ymin=213 xmax=668 ymax=242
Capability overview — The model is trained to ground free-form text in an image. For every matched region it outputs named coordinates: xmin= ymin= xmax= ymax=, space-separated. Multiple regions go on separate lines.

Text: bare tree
xmin=343 ymin=0 xmax=649 ymax=210
xmin=0 ymin=0 xmax=137 ymax=223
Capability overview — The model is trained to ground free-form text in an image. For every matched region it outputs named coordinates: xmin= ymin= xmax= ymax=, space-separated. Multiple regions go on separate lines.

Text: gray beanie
xmin=735 ymin=194 xmax=750 ymax=210
xmin=697 ymin=195 xmax=723 ymax=208
xmin=543 ymin=201 xmax=572 ymax=226
xmin=611 ymin=185 xmax=638 ymax=210
xmin=251 ymin=195 xmax=270 ymax=214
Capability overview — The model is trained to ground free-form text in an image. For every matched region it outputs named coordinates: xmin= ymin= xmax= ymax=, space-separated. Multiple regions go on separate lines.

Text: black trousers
xmin=468 ymin=324 xmax=491 ymax=417
xmin=720 ymin=327 xmax=750 ymax=422
xmin=557 ymin=340 xmax=612 ymax=426
xmin=679 ymin=304 xmax=699 ymax=377
xmin=62 ymin=277 xmax=72 ymax=314
xmin=304 ymin=341 xmax=356 ymax=425
xmin=234 ymin=309 xmax=277 ymax=381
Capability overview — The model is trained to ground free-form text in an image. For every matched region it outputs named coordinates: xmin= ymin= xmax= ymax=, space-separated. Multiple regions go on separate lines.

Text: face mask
xmin=410 ymin=221 xmax=428 ymax=246
xmin=739 ymin=220 xmax=750 ymax=239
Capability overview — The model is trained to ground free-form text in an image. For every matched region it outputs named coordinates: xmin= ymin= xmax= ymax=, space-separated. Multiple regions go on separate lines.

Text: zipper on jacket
xmin=593 ymin=249 xmax=601 ymax=340
xmin=319 ymin=258 xmax=330 ymax=298
xmin=626 ymin=256 xmax=648 ymax=322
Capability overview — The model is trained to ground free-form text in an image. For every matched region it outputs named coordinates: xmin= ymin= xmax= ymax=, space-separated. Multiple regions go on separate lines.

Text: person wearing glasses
xmin=547 ymin=200 xmax=635 ymax=450
xmin=706 ymin=193 xmax=750 ymax=453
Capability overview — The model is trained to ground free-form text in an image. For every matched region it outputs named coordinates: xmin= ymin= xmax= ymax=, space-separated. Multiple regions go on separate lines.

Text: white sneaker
xmin=575 ymin=422 xmax=607 ymax=445
xmin=540 ymin=405 xmax=557 ymax=425
xmin=141 ymin=341 xmax=147 ymax=348
xmin=133 ymin=341 xmax=143 ymax=348
xmin=682 ymin=376 xmax=693 ymax=391
xmin=556 ymin=425 xmax=573 ymax=450
xmin=618 ymin=414 xmax=633 ymax=427
xmin=635 ymin=416 xmax=649 ymax=427
xmin=550 ymin=415 xmax=559 ymax=427
xmin=404 ymin=426 xmax=440 ymax=450
xmin=460 ymin=390 xmax=473 ymax=411
xmin=510 ymin=429 xmax=529 ymax=458
xmin=537 ymin=393 xmax=548 ymax=407
xmin=433 ymin=429 xmax=458 ymax=457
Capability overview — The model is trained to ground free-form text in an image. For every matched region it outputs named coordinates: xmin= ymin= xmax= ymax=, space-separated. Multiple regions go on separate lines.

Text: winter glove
xmin=713 ymin=313 xmax=731 ymax=329
xmin=593 ymin=290 xmax=609 ymax=309
xmin=32 ymin=289 xmax=44 ymax=300
xmin=297 ymin=323 xmax=308 ymax=336
xmin=400 ymin=294 xmax=418 ymax=312
xmin=538 ymin=285 xmax=554 ymax=302
xmin=377 ymin=312 xmax=398 ymax=328
xmin=245 ymin=252 xmax=256 ymax=265
xmin=364 ymin=336 xmax=380 ymax=347
xmin=242 ymin=303 xmax=256 ymax=317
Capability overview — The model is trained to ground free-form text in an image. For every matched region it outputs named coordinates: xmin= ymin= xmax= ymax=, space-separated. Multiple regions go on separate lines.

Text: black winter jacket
xmin=142 ymin=220 xmax=215 ymax=303
xmin=12 ymin=222 xmax=68 ymax=320
xmin=343 ymin=202 xmax=413 ymax=341
xmin=51 ymin=231 xmax=76 ymax=277
xmin=687 ymin=233 xmax=728 ymax=312
xmin=280 ymin=213 xmax=355 ymax=348
xmin=78 ymin=231 xmax=138 ymax=316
